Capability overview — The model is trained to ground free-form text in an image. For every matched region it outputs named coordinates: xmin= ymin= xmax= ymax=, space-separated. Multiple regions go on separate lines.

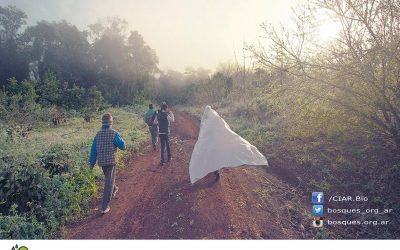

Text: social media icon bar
xmin=312 ymin=192 xmax=324 ymax=227
xmin=312 ymin=205 xmax=324 ymax=216
xmin=312 ymin=192 xmax=324 ymax=204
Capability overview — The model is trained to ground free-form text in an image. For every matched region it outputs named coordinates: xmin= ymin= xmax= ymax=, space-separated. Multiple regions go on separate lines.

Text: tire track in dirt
xmin=63 ymin=110 xmax=309 ymax=239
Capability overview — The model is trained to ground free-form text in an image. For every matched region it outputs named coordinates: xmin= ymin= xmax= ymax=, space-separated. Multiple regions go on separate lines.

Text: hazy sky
xmin=0 ymin=0 xmax=302 ymax=72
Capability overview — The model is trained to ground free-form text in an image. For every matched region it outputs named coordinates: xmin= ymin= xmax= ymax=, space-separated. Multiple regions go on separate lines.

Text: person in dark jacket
xmin=154 ymin=103 xmax=174 ymax=166
xmin=143 ymin=103 xmax=158 ymax=151
xmin=89 ymin=113 xmax=126 ymax=214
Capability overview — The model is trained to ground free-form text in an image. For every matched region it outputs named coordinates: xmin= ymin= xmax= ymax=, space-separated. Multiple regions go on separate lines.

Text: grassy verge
xmin=0 ymin=106 xmax=148 ymax=239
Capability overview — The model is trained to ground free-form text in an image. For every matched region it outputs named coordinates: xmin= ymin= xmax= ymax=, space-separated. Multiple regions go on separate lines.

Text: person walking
xmin=89 ymin=113 xmax=126 ymax=214
xmin=143 ymin=103 xmax=158 ymax=151
xmin=156 ymin=103 xmax=174 ymax=166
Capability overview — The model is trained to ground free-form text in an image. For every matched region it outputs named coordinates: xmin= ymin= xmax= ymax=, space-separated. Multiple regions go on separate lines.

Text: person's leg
xmin=148 ymin=127 xmax=152 ymax=142
xmin=151 ymin=126 xmax=158 ymax=150
xmin=166 ymin=134 xmax=171 ymax=161
xmin=160 ymin=134 xmax=166 ymax=164
xmin=111 ymin=165 xmax=118 ymax=197
xmin=155 ymin=127 xmax=158 ymax=145
xmin=149 ymin=126 xmax=154 ymax=145
xmin=101 ymin=165 xmax=114 ymax=211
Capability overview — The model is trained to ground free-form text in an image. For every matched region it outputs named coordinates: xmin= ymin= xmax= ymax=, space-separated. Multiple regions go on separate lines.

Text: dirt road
xmin=63 ymin=111 xmax=309 ymax=239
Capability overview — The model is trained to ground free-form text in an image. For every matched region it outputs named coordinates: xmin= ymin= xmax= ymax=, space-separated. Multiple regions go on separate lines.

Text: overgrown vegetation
xmin=0 ymin=107 xmax=148 ymax=239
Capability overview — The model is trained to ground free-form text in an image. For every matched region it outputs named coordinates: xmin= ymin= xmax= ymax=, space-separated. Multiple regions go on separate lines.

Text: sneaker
xmin=112 ymin=186 xmax=119 ymax=198
xmin=101 ymin=206 xmax=110 ymax=214
xmin=167 ymin=157 xmax=172 ymax=162
xmin=159 ymin=161 xmax=164 ymax=166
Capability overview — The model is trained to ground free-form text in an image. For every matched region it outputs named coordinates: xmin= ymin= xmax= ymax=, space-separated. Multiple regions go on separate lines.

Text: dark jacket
xmin=157 ymin=110 xmax=174 ymax=134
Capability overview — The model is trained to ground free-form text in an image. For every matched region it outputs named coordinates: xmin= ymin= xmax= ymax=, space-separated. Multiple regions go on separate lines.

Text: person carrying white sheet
xmin=189 ymin=106 xmax=268 ymax=184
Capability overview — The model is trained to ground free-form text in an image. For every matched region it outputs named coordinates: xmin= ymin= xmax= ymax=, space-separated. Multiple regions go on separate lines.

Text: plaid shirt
xmin=96 ymin=128 xmax=117 ymax=166
xmin=89 ymin=124 xmax=126 ymax=167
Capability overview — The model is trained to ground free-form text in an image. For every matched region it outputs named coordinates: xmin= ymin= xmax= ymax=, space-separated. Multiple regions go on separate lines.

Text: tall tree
xmin=22 ymin=20 xmax=95 ymax=86
xmin=0 ymin=5 xmax=28 ymax=83
xmin=248 ymin=0 xmax=400 ymax=148
xmin=0 ymin=5 xmax=26 ymax=42
xmin=89 ymin=17 xmax=159 ymax=104
xmin=127 ymin=31 xmax=159 ymax=75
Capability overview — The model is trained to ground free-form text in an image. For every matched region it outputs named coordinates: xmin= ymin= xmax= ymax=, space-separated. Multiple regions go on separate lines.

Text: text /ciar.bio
xmin=331 ymin=196 xmax=368 ymax=202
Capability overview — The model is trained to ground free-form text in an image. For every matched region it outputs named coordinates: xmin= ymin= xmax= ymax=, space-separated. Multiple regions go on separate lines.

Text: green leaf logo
xmin=11 ymin=245 xmax=28 ymax=250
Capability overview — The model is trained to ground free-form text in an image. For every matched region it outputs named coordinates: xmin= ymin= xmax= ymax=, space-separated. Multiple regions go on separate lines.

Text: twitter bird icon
xmin=312 ymin=205 xmax=324 ymax=216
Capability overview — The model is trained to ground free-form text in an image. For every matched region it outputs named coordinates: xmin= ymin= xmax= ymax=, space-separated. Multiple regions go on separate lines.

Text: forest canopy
xmin=0 ymin=6 xmax=159 ymax=105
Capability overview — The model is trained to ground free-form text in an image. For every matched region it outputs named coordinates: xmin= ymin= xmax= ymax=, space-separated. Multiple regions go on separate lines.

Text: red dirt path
xmin=63 ymin=111 xmax=309 ymax=239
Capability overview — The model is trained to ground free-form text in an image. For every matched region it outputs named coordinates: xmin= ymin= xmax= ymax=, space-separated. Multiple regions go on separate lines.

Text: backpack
xmin=146 ymin=112 xmax=157 ymax=126
xmin=158 ymin=111 xmax=169 ymax=134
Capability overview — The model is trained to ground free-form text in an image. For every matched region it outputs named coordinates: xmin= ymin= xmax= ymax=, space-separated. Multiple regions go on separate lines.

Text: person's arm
xmin=114 ymin=132 xmax=126 ymax=150
xmin=89 ymin=136 xmax=97 ymax=168
xmin=143 ymin=111 xmax=148 ymax=123
xmin=167 ymin=111 xmax=175 ymax=122
xmin=153 ymin=114 xmax=158 ymax=125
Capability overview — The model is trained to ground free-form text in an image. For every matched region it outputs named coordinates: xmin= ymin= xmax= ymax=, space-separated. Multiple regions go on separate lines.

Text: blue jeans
xmin=159 ymin=134 xmax=171 ymax=163
xmin=149 ymin=125 xmax=158 ymax=145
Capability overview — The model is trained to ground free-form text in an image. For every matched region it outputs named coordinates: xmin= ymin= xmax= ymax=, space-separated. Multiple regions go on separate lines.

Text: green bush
xmin=38 ymin=149 xmax=70 ymax=176
xmin=0 ymin=159 xmax=49 ymax=214
xmin=0 ymin=212 xmax=48 ymax=239
xmin=0 ymin=147 xmax=97 ymax=239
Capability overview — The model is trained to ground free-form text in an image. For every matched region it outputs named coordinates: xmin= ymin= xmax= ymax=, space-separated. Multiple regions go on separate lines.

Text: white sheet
xmin=189 ymin=106 xmax=268 ymax=184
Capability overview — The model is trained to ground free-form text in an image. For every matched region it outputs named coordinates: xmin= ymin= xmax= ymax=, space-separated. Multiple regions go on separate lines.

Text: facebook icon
xmin=312 ymin=192 xmax=324 ymax=204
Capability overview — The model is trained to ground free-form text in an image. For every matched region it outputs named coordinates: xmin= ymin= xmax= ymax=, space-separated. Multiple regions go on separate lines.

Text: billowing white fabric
xmin=189 ymin=106 xmax=268 ymax=184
